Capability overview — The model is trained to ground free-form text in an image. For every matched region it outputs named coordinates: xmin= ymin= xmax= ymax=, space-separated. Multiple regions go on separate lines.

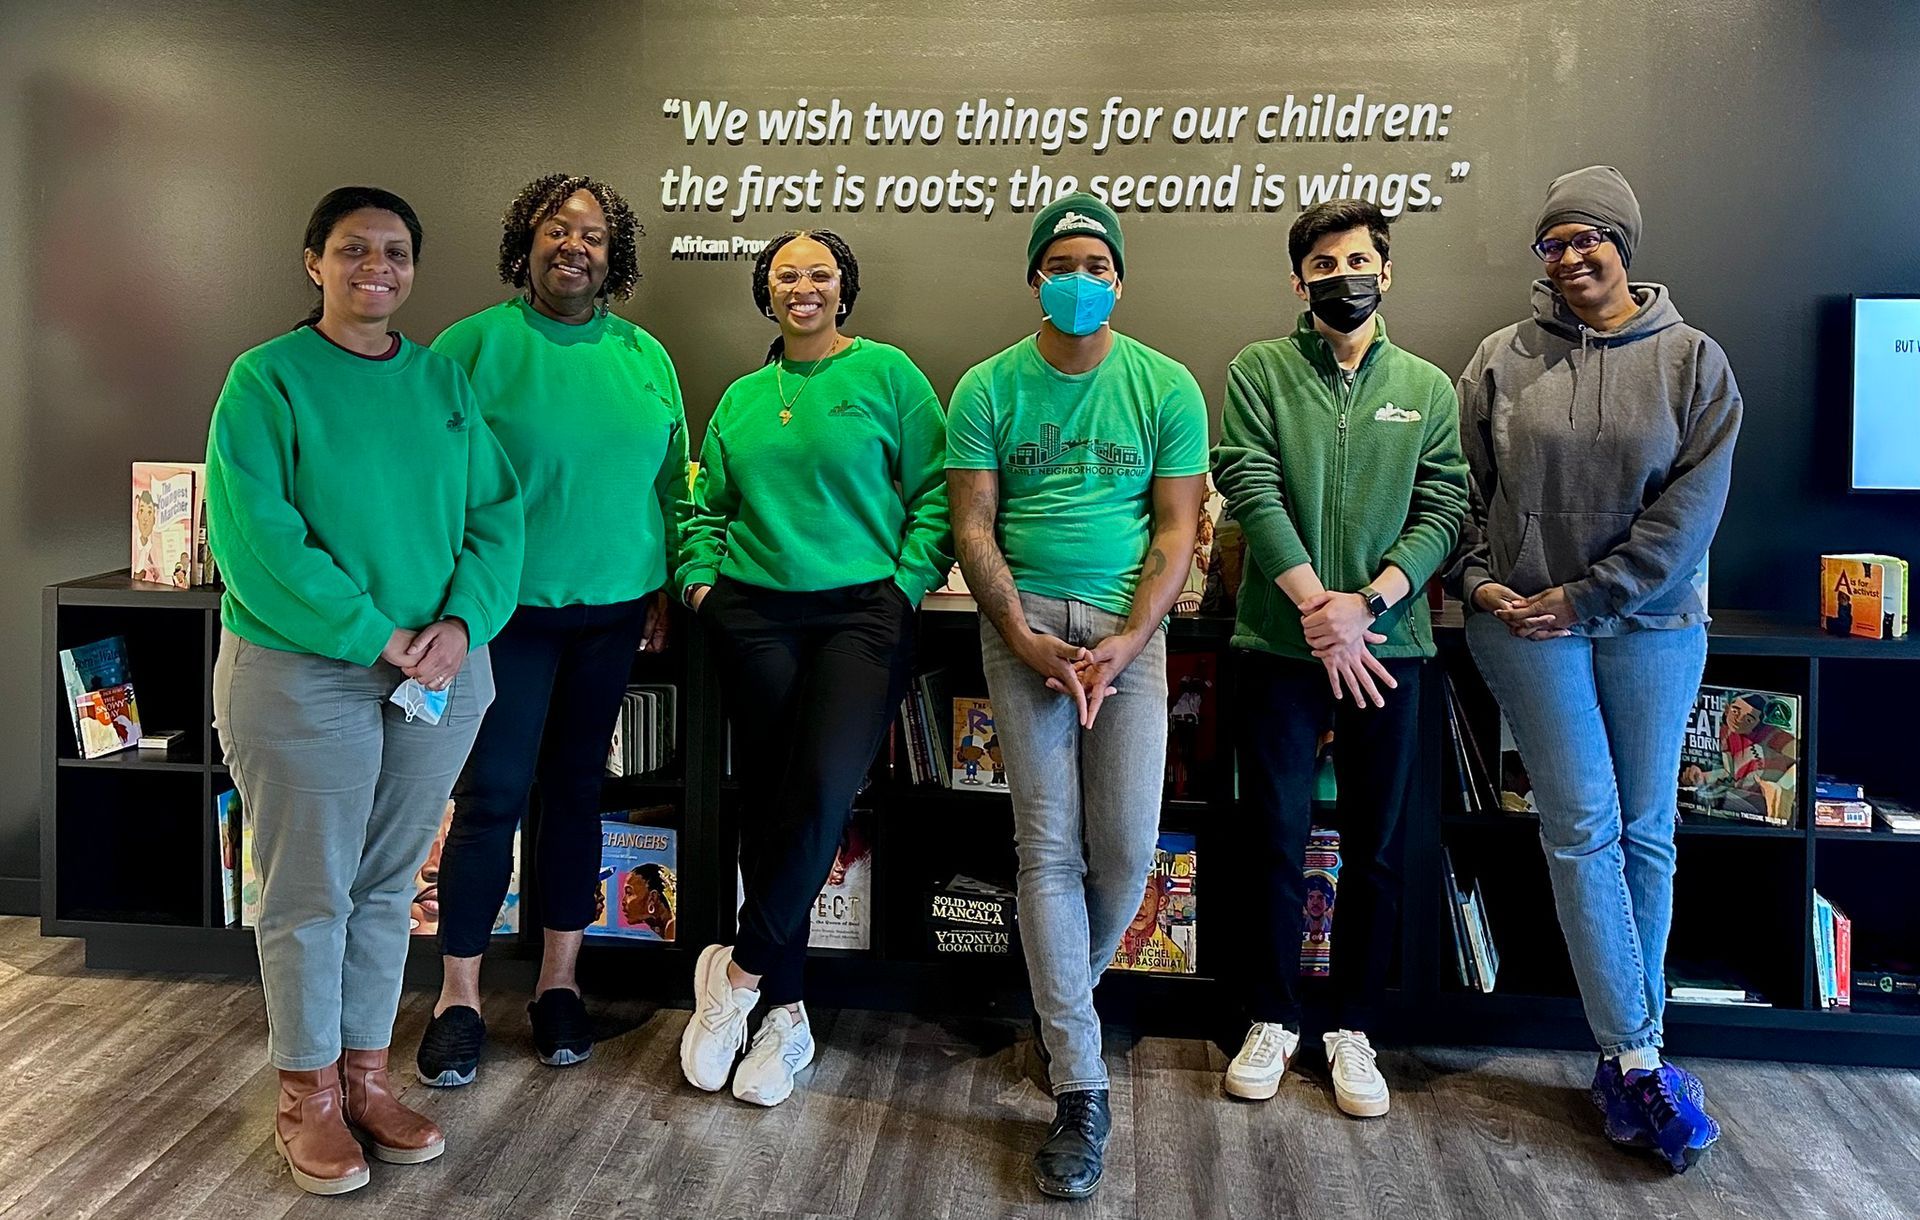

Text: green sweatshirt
xmin=432 ymin=298 xmax=691 ymax=608
xmin=1211 ymin=314 xmax=1468 ymax=660
xmin=205 ymin=327 xmax=525 ymax=666
xmin=677 ymin=338 xmax=953 ymax=602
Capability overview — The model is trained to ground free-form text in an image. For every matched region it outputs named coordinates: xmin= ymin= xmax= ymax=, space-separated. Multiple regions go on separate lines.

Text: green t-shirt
xmin=205 ymin=327 xmax=525 ymax=665
xmin=946 ymin=333 xmax=1210 ymax=616
xmin=677 ymin=338 xmax=953 ymax=602
xmin=432 ymin=298 xmax=691 ymax=608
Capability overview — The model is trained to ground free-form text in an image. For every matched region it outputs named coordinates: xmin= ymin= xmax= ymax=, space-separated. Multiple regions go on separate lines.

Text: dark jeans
xmin=436 ymin=598 xmax=651 ymax=959
xmin=705 ymin=575 xmax=913 ymax=1005
xmin=1230 ymin=648 xmax=1423 ymax=1030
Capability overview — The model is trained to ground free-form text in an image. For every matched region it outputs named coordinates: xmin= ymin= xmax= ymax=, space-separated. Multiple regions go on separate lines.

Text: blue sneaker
xmin=1590 ymin=1057 xmax=1653 ymax=1147
xmin=1590 ymin=1056 xmax=1706 ymax=1131
xmin=1623 ymin=1064 xmax=1720 ymax=1173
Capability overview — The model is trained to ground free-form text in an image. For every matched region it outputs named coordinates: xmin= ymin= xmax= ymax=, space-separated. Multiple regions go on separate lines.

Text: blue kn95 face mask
xmin=1038 ymin=270 xmax=1116 ymax=336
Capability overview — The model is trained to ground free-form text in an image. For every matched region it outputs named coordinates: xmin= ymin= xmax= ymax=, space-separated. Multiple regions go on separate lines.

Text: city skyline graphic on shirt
xmin=1007 ymin=423 xmax=1144 ymax=474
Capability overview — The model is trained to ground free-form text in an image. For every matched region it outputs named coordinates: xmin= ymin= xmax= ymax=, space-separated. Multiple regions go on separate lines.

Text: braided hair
xmin=497 ymin=173 xmax=642 ymax=302
xmin=296 ymin=186 xmax=423 ymax=329
xmin=751 ymin=229 xmax=860 ymax=364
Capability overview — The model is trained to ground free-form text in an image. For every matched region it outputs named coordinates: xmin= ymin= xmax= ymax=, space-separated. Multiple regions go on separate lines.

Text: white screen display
xmin=1853 ymin=297 xmax=1920 ymax=491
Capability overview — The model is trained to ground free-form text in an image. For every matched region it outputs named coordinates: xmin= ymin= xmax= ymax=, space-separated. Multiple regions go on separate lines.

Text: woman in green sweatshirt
xmin=414 ymin=174 xmax=692 ymax=1090
xmin=675 ymin=229 xmax=952 ymax=1108
xmin=206 ymin=186 xmax=523 ymax=1196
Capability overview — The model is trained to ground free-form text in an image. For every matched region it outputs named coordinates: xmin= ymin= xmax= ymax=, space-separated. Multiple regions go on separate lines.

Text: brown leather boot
xmin=275 ymin=1066 xmax=371 ymax=1195
xmin=340 ymin=1047 xmax=446 ymax=1164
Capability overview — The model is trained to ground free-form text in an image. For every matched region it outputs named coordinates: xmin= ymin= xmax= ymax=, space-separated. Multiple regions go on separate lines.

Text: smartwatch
xmin=1358 ymin=585 xmax=1390 ymax=619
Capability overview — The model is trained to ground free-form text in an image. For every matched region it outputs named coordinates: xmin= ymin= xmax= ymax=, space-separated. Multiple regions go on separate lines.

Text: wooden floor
xmin=1 ymin=918 xmax=1916 ymax=1220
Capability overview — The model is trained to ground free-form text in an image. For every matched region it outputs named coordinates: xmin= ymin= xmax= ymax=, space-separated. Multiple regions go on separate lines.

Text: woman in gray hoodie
xmin=1454 ymin=165 xmax=1741 ymax=1175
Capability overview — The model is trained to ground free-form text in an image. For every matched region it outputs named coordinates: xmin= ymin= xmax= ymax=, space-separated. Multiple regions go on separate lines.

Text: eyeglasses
xmin=1532 ymin=228 xmax=1616 ymax=263
xmin=770 ymin=268 xmax=840 ymax=289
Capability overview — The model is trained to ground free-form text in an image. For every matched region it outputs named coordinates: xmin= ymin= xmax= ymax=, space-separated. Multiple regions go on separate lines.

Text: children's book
xmin=59 ymin=637 xmax=142 ymax=758
xmin=1165 ymin=652 xmax=1219 ymax=800
xmin=1821 ymin=553 xmax=1909 ymax=640
xmin=131 ymin=461 xmax=208 ymax=586
xmin=587 ymin=813 xmax=677 ymax=942
xmin=809 ymin=809 xmax=874 ymax=950
xmin=1108 ymin=832 xmax=1197 ymax=974
xmin=216 ymin=789 xmax=240 ymax=927
xmin=409 ymin=799 xmax=518 ymax=937
xmin=949 ymin=697 xmax=1005 ymax=792
xmin=1300 ymin=828 xmax=1340 ymax=978
xmin=1678 ymin=685 xmax=1802 ymax=827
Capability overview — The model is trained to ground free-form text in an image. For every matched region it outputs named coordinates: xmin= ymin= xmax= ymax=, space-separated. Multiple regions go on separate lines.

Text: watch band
xmin=1358 ymin=585 xmax=1389 ymax=618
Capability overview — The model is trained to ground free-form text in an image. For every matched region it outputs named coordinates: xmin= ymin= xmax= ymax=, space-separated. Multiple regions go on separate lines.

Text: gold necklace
xmin=776 ymin=336 xmax=853 ymax=425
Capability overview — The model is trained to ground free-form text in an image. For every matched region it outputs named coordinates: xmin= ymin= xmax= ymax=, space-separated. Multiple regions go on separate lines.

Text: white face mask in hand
xmin=390 ymin=677 xmax=450 ymax=724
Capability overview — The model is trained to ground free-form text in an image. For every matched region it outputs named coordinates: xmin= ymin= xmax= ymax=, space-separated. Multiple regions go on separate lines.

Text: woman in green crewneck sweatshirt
xmin=206 ymin=187 xmax=523 ymax=1196
xmin=676 ymin=230 xmax=953 ymax=1108
xmin=415 ymin=174 xmax=692 ymax=1087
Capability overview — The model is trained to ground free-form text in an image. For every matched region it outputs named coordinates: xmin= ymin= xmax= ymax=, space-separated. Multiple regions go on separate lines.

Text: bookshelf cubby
xmin=42 ymin=573 xmax=1920 ymax=1063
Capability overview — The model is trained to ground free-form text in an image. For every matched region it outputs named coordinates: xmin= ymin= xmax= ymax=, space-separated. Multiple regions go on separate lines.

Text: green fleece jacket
xmin=1211 ymin=314 xmax=1468 ymax=660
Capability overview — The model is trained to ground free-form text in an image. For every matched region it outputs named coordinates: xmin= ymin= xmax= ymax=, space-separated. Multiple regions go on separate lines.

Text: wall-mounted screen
xmin=1852 ymin=296 xmax=1920 ymax=492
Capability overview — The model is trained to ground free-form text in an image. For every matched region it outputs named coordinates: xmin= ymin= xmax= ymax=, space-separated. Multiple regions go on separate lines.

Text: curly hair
xmin=497 ymin=173 xmax=642 ymax=301
xmin=751 ymin=229 xmax=860 ymax=364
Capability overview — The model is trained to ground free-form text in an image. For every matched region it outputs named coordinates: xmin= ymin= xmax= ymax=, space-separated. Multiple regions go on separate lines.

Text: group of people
xmin=205 ymin=162 xmax=1741 ymax=1200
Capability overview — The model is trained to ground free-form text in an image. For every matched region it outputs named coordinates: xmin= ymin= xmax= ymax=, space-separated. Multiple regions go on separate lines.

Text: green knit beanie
xmin=1026 ymin=192 xmax=1125 ymax=281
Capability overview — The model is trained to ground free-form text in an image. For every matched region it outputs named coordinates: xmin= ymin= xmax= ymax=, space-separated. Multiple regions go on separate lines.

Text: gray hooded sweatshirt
xmin=1452 ymin=280 xmax=1742 ymax=634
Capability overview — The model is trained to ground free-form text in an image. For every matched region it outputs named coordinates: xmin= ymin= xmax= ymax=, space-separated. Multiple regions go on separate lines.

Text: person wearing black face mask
xmin=1210 ymin=199 xmax=1467 ymax=1118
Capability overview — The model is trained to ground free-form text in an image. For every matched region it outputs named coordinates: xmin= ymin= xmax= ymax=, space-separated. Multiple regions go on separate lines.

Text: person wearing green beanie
xmin=948 ymin=193 xmax=1207 ymax=1200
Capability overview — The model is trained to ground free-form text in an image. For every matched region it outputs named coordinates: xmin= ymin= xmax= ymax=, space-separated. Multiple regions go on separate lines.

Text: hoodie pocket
xmin=1505 ymin=511 xmax=1635 ymax=595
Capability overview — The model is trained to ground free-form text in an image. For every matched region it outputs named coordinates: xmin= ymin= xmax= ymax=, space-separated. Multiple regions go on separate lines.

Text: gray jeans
xmin=980 ymin=593 xmax=1168 ymax=1093
xmin=214 ymin=630 xmax=493 ymax=1070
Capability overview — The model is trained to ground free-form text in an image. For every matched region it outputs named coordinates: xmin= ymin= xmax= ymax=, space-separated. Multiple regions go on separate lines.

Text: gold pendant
xmin=779 ymin=408 xmax=793 ymax=427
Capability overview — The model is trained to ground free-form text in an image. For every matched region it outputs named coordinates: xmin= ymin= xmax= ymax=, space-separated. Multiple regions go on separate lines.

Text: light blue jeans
xmin=1466 ymin=615 xmax=1706 ymax=1057
xmin=214 ymin=631 xmax=494 ymax=1070
xmin=981 ymin=593 xmax=1168 ymax=1094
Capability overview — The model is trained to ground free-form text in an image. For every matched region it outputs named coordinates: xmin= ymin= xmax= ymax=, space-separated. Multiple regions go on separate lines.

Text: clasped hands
xmin=1013 ymin=628 xmax=1147 ymax=730
xmin=1473 ymin=582 xmax=1577 ymax=640
xmin=1299 ymin=590 xmax=1398 ymax=709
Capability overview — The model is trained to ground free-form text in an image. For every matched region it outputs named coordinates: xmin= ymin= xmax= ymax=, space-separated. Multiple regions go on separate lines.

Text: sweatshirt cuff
xmin=1562 ymin=577 xmax=1614 ymax=624
xmin=1237 ymin=506 xmax=1313 ymax=583
xmin=677 ymin=566 xmax=719 ymax=605
xmin=438 ymin=592 xmax=494 ymax=649
xmin=1380 ymin=541 xmax=1440 ymax=598
xmin=346 ymin=612 xmax=397 ymax=669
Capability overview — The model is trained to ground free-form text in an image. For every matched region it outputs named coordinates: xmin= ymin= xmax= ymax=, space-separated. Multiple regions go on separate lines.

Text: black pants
xmin=706 ymin=575 xmax=913 ymax=1005
xmin=436 ymin=598 xmax=650 ymax=959
xmin=1230 ymin=648 xmax=1424 ymax=1030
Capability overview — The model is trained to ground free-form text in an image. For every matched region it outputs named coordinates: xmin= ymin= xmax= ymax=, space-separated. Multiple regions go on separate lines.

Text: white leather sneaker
xmin=731 ymin=1004 xmax=816 ymax=1107
xmin=679 ymin=944 xmax=758 ymax=1091
xmin=1224 ymin=1022 xmax=1300 ymax=1100
xmin=1323 ymin=1029 xmax=1389 ymax=1118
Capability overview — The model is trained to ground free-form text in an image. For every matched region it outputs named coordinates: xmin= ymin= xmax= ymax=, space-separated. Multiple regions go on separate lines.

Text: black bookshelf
xmin=42 ymin=571 xmax=1920 ymax=1063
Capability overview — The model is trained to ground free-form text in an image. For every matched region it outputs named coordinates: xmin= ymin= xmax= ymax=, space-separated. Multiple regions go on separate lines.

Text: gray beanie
xmin=1536 ymin=165 xmax=1642 ymax=268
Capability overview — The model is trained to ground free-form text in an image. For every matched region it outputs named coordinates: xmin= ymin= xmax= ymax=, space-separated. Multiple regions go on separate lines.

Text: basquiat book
xmin=588 ymin=812 xmax=677 ymax=942
xmin=1300 ymin=828 xmax=1340 ymax=978
xmin=58 ymin=636 xmax=142 ymax=758
xmin=1165 ymin=652 xmax=1219 ymax=800
xmin=809 ymin=808 xmax=874 ymax=950
xmin=949 ymin=696 xmax=1005 ymax=792
xmin=1109 ymin=832 xmax=1197 ymax=975
xmin=1821 ymin=554 xmax=1910 ymax=640
xmin=1678 ymin=686 xmax=1802 ymax=827
xmin=409 ymin=799 xmax=519 ymax=937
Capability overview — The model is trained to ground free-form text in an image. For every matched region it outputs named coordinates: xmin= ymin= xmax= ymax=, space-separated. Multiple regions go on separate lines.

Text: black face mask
xmin=1305 ymin=273 xmax=1382 ymax=334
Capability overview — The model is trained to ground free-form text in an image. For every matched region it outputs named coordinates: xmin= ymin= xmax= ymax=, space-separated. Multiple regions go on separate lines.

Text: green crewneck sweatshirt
xmin=205 ymin=326 xmax=525 ymax=665
xmin=677 ymin=338 xmax=953 ymax=602
xmin=432 ymin=298 xmax=691 ymax=608
xmin=1211 ymin=313 xmax=1468 ymax=660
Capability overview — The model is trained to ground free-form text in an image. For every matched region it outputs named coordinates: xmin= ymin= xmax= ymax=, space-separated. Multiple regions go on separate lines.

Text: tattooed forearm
xmin=949 ymin=472 xmax=1030 ymax=644
xmin=1120 ymin=475 xmax=1206 ymax=638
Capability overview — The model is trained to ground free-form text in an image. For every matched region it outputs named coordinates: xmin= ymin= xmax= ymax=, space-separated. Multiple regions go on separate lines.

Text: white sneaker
xmin=1323 ymin=1029 xmax=1389 ymax=1118
xmin=680 ymin=944 xmax=758 ymax=1091
xmin=731 ymin=1003 xmax=816 ymax=1107
xmin=1224 ymin=1022 xmax=1300 ymax=1100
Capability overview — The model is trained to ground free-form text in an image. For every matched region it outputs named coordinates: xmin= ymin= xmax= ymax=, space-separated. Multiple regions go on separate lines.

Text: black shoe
xmin=528 ymin=988 xmax=594 ymax=1067
xmin=1033 ymin=1088 xmax=1111 ymax=1199
xmin=416 ymin=1005 xmax=486 ymax=1088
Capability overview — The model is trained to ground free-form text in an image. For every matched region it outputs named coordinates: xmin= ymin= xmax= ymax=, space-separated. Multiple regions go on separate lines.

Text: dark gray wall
xmin=2 ymin=0 xmax=1915 ymax=900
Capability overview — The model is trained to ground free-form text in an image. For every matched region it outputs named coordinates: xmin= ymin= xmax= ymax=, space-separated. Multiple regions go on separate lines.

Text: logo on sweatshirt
xmin=445 ymin=410 xmax=469 ymax=432
xmin=828 ymin=399 xmax=866 ymax=417
xmin=1373 ymin=403 xmax=1422 ymax=424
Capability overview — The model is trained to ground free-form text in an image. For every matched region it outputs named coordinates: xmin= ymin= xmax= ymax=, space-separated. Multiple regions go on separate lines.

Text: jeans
xmin=981 ymin=593 xmax=1168 ymax=1094
xmin=436 ymin=598 xmax=651 ymax=959
xmin=214 ymin=631 xmax=494 ymax=1070
xmin=705 ymin=576 xmax=914 ymax=1005
xmin=1466 ymin=615 xmax=1706 ymax=1056
xmin=1230 ymin=649 xmax=1423 ymax=1032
